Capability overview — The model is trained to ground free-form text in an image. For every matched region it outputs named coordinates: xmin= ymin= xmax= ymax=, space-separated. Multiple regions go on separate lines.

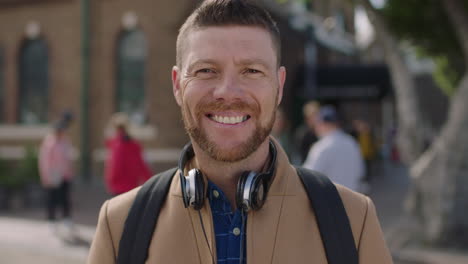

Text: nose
xmin=212 ymin=72 xmax=244 ymax=101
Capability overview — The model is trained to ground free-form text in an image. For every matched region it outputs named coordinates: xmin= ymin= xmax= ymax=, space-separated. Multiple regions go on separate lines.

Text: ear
xmin=276 ymin=66 xmax=286 ymax=106
xmin=172 ymin=66 xmax=183 ymax=106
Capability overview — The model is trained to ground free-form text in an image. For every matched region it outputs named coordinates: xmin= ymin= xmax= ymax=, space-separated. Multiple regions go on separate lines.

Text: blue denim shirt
xmin=208 ymin=181 xmax=247 ymax=264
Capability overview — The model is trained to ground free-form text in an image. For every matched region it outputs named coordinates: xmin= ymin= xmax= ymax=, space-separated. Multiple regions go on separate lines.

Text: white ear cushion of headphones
xmin=242 ymin=171 xmax=257 ymax=210
xmin=187 ymin=169 xmax=198 ymax=206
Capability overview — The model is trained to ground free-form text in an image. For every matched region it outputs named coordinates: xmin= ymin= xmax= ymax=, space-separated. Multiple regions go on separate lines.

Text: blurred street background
xmin=1 ymin=160 xmax=407 ymax=263
xmin=1 ymin=0 xmax=468 ymax=263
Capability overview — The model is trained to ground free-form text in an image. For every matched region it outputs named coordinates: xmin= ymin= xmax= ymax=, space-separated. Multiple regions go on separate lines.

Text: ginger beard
xmin=181 ymin=91 xmax=278 ymax=163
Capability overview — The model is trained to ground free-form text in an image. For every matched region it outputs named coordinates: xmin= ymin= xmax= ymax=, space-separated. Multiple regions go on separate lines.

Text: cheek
xmin=182 ymin=77 xmax=222 ymax=104
xmin=264 ymin=91 xmax=279 ymax=122
xmin=257 ymin=85 xmax=278 ymax=109
xmin=181 ymin=81 xmax=207 ymax=117
xmin=182 ymin=78 xmax=212 ymax=97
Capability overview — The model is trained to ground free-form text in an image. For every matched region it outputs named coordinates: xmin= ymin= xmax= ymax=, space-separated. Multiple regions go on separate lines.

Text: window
xmin=18 ymin=38 xmax=49 ymax=124
xmin=116 ymin=29 xmax=147 ymax=125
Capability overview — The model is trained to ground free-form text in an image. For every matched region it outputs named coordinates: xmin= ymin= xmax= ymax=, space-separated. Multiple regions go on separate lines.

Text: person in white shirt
xmin=303 ymin=105 xmax=365 ymax=192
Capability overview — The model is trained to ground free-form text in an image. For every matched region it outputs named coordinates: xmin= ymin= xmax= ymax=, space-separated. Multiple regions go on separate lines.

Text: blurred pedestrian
xmin=271 ymin=108 xmax=293 ymax=159
xmin=352 ymin=119 xmax=377 ymax=186
xmin=104 ymin=113 xmax=152 ymax=196
xmin=303 ymin=106 xmax=365 ymax=192
xmin=38 ymin=111 xmax=75 ymax=230
xmin=292 ymin=101 xmax=319 ymax=165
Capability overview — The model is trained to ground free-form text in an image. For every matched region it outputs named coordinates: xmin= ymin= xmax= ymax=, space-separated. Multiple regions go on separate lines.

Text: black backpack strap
xmin=117 ymin=167 xmax=178 ymax=264
xmin=296 ymin=167 xmax=358 ymax=264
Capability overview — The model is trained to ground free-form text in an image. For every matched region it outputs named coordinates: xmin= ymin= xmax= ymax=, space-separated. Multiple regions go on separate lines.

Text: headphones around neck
xmin=178 ymin=140 xmax=277 ymax=212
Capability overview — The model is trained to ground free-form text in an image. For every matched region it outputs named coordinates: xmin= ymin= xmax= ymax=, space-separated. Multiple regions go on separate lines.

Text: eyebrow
xmin=235 ymin=58 xmax=271 ymax=69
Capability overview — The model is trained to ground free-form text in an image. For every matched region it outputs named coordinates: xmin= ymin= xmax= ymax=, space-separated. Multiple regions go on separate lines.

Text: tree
xmin=357 ymin=0 xmax=468 ymax=249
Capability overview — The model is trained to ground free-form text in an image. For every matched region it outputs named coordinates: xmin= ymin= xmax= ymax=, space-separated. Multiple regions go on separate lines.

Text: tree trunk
xmin=360 ymin=0 xmax=468 ymax=248
xmin=410 ymin=74 xmax=468 ymax=248
xmin=407 ymin=0 xmax=468 ymax=247
xmin=360 ymin=0 xmax=434 ymax=164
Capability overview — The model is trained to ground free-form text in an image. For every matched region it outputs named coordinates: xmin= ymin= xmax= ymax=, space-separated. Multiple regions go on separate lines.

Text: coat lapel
xmin=187 ymin=199 xmax=217 ymax=263
xmin=172 ymin=170 xmax=217 ymax=264
xmin=247 ymin=139 xmax=297 ymax=263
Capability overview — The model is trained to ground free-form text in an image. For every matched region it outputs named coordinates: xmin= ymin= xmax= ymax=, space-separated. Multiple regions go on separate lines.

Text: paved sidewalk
xmin=0 ymin=182 xmax=108 ymax=263
xmin=395 ymin=247 xmax=468 ymax=264
xmin=367 ymin=161 xmax=410 ymax=233
xmin=0 ymin=217 xmax=95 ymax=264
xmin=368 ymin=161 xmax=468 ymax=264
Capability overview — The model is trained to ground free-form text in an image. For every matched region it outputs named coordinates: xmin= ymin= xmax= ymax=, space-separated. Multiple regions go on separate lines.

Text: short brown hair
xmin=176 ymin=0 xmax=281 ymax=68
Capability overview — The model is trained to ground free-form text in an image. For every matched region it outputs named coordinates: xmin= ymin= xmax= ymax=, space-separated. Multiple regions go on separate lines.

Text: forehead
xmin=182 ymin=26 xmax=278 ymax=68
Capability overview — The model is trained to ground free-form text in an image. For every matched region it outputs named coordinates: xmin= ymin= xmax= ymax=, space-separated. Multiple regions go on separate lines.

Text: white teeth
xmin=211 ymin=115 xmax=247 ymax=124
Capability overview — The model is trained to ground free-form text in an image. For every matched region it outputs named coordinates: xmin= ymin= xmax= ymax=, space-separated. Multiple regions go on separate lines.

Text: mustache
xmin=194 ymin=100 xmax=260 ymax=117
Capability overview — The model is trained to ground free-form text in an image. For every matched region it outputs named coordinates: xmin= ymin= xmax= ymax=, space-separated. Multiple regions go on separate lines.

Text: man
xmin=303 ymin=105 xmax=365 ymax=192
xmin=88 ymin=1 xmax=392 ymax=263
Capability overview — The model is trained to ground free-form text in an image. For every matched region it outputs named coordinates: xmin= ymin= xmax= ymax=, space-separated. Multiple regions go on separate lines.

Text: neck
xmin=191 ymin=139 xmax=271 ymax=208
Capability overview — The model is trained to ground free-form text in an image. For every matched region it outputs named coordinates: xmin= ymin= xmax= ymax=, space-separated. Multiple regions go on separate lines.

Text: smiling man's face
xmin=172 ymin=25 xmax=286 ymax=162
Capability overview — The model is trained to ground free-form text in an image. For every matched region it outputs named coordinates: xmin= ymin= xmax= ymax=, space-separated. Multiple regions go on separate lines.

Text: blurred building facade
xmin=0 ymin=0 xmax=197 ymax=178
xmin=0 ymin=0 xmax=392 ymax=180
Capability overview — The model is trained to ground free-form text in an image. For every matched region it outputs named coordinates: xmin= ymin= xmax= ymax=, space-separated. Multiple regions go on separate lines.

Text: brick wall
xmin=0 ymin=0 xmax=198 ymax=176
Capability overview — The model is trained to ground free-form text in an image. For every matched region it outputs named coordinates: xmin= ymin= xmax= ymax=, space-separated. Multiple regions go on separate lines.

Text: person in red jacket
xmin=104 ymin=113 xmax=152 ymax=195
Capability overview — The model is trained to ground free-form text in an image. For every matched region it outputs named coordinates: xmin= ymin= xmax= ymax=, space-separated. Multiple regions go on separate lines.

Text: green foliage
xmin=433 ymin=56 xmax=459 ymax=96
xmin=0 ymin=157 xmax=11 ymax=186
xmin=0 ymin=146 xmax=40 ymax=190
xmin=15 ymin=146 xmax=40 ymax=185
xmin=382 ymin=0 xmax=460 ymax=56
xmin=380 ymin=0 xmax=467 ymax=88
xmin=0 ymin=157 xmax=24 ymax=189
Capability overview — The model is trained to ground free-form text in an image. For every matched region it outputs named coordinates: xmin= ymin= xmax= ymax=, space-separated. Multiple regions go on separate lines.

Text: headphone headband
xmin=178 ymin=143 xmax=195 ymax=173
xmin=263 ymin=140 xmax=277 ymax=184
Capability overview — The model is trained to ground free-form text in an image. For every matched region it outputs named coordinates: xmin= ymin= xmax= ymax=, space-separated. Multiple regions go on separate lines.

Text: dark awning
xmin=315 ymin=64 xmax=392 ymax=100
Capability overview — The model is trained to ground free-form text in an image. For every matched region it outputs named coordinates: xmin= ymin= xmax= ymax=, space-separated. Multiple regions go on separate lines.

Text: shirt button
xmin=233 ymin=227 xmax=241 ymax=236
xmin=213 ymin=190 xmax=220 ymax=198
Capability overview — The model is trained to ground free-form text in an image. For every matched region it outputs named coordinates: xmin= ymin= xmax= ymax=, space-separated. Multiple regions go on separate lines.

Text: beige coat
xmin=88 ymin=142 xmax=393 ymax=264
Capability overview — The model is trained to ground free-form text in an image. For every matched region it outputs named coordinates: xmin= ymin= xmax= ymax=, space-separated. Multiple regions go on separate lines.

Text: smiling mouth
xmin=206 ymin=114 xmax=251 ymax=125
